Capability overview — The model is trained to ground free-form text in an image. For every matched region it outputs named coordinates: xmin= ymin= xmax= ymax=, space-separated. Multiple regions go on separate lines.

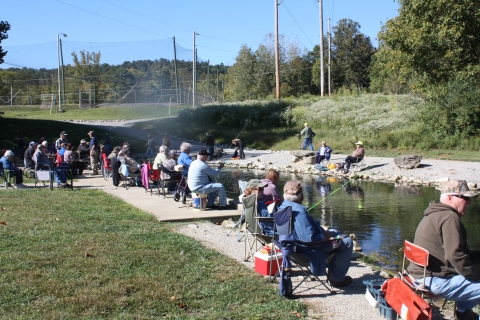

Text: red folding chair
xmin=400 ymin=240 xmax=455 ymax=319
xmin=101 ymin=153 xmax=112 ymax=181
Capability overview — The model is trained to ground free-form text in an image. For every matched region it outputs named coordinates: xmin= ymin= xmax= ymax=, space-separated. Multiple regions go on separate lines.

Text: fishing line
xmin=218 ymin=118 xmax=250 ymax=162
xmin=306 ymin=162 xmax=379 ymax=212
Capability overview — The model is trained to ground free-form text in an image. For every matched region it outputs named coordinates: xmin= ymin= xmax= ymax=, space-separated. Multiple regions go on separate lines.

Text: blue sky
xmin=2 ymin=0 xmax=399 ymax=69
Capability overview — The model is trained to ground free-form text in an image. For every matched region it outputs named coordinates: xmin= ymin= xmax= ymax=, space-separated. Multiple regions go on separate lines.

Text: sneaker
xmin=14 ymin=184 xmax=25 ymax=189
xmin=328 ymin=276 xmax=352 ymax=288
xmin=456 ymin=309 xmax=479 ymax=320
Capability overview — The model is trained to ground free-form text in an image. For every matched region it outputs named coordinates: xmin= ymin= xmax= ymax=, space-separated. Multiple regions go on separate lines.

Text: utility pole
xmin=173 ymin=37 xmax=179 ymax=104
xmin=57 ymin=33 xmax=67 ymax=112
xmin=192 ymin=31 xmax=197 ymax=109
xmin=328 ymin=18 xmax=331 ymax=96
xmin=319 ymin=0 xmax=324 ymax=97
xmin=274 ymin=0 xmax=281 ymax=100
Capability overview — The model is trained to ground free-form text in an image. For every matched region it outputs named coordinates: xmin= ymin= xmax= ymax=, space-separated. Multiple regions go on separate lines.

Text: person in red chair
xmin=408 ymin=180 xmax=480 ymax=320
xmin=277 ymin=180 xmax=353 ymax=288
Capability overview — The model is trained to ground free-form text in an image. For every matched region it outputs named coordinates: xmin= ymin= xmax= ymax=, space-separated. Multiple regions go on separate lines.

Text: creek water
xmin=216 ymin=169 xmax=480 ymax=270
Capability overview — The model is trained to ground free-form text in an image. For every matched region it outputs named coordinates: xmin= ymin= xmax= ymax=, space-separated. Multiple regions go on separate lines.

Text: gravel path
xmin=176 ymin=222 xmax=385 ymax=320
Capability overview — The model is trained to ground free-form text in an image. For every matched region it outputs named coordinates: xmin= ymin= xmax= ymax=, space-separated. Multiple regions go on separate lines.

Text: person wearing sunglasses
xmin=408 ymin=180 xmax=480 ymax=320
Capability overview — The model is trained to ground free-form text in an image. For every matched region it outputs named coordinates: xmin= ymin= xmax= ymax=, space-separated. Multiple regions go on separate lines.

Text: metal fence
xmin=0 ymin=88 xmax=215 ymax=107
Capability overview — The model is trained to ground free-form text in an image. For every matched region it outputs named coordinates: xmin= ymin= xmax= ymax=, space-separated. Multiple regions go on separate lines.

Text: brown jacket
xmin=407 ymin=201 xmax=480 ymax=281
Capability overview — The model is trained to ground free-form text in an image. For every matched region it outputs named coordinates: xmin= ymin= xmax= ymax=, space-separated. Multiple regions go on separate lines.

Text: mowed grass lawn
xmin=0 ymin=104 xmax=188 ymax=121
xmin=0 ymin=189 xmax=304 ymax=319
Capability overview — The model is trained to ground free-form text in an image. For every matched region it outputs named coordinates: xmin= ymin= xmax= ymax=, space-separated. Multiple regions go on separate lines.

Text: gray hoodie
xmin=407 ymin=201 xmax=480 ymax=281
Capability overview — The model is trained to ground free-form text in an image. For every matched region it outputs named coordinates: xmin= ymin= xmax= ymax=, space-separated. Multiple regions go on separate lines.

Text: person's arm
xmin=443 ymin=218 xmax=480 ymax=280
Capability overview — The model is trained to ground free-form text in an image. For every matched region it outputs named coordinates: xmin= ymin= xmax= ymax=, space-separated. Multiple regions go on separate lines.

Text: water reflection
xmin=217 ymin=169 xmax=480 ymax=269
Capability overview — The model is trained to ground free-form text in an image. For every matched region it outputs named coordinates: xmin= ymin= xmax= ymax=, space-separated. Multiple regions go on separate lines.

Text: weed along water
xmin=216 ymin=169 xmax=480 ymax=270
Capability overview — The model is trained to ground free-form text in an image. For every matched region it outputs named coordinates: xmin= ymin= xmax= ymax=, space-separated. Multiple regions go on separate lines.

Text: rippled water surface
xmin=216 ymin=169 xmax=480 ymax=269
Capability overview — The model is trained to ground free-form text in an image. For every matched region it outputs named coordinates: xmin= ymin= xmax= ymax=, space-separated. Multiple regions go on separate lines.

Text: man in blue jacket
xmin=278 ymin=180 xmax=353 ymax=287
xmin=188 ymin=148 xmax=228 ymax=210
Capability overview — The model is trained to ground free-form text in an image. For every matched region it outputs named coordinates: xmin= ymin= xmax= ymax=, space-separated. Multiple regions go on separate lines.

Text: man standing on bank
xmin=300 ymin=123 xmax=315 ymax=151
xmin=205 ymin=133 xmax=215 ymax=161
xmin=408 ymin=180 xmax=480 ymax=320
xmin=88 ymin=131 xmax=99 ymax=175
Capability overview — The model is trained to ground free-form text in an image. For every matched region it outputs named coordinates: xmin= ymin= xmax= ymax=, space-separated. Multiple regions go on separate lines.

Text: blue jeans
xmin=193 ymin=182 xmax=227 ymax=206
xmin=297 ymin=233 xmax=353 ymax=281
xmin=422 ymin=276 xmax=480 ymax=311
xmin=54 ymin=169 xmax=67 ymax=184
xmin=302 ymin=138 xmax=313 ymax=151
xmin=208 ymin=145 xmax=214 ymax=161
xmin=322 ymin=236 xmax=353 ymax=282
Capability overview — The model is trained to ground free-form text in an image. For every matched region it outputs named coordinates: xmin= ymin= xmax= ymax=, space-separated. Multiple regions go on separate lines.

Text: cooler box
xmin=174 ymin=165 xmax=184 ymax=172
xmin=254 ymin=252 xmax=283 ymax=276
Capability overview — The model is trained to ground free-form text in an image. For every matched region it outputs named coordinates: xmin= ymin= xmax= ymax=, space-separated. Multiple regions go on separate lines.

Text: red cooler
xmin=254 ymin=252 xmax=283 ymax=276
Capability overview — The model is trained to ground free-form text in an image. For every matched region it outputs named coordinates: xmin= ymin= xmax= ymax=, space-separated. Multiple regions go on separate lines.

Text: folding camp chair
xmin=34 ymin=165 xmax=53 ymax=190
xmin=243 ymin=193 xmax=277 ymax=264
xmin=101 ymin=153 xmax=113 ymax=181
xmin=226 ymin=180 xmax=248 ymax=240
xmin=350 ymin=157 xmax=366 ymax=173
xmin=158 ymin=164 xmax=179 ymax=199
xmin=0 ymin=162 xmax=15 ymax=188
xmin=143 ymin=161 xmax=160 ymax=196
xmin=399 ymin=240 xmax=453 ymax=319
xmin=273 ymin=206 xmax=337 ymax=294
xmin=120 ymin=163 xmax=141 ymax=190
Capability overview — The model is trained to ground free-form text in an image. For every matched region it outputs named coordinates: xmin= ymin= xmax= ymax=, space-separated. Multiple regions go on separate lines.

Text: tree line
xmin=1 ymin=0 xmax=480 ymax=139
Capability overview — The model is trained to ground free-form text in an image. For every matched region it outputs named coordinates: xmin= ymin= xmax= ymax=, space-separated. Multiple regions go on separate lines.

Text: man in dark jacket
xmin=24 ymin=141 xmax=37 ymax=169
xmin=205 ymin=133 xmax=215 ymax=161
xmin=408 ymin=180 xmax=480 ymax=320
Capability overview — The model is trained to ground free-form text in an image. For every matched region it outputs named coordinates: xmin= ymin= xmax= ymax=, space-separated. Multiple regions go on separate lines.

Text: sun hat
xmin=4 ymin=150 xmax=14 ymax=157
xmin=284 ymin=180 xmax=303 ymax=195
xmin=246 ymin=179 xmax=267 ymax=190
xmin=441 ymin=180 xmax=477 ymax=198
xmin=355 ymin=141 xmax=363 ymax=146
xmin=197 ymin=148 xmax=210 ymax=156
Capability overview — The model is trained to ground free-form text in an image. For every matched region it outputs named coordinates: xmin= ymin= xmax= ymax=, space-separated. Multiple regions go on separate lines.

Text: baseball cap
xmin=284 ymin=180 xmax=303 ymax=195
xmin=246 ymin=179 xmax=267 ymax=190
xmin=29 ymin=141 xmax=37 ymax=147
xmin=197 ymin=148 xmax=210 ymax=156
xmin=80 ymin=139 xmax=87 ymax=143
xmin=60 ymin=131 xmax=67 ymax=135
xmin=356 ymin=141 xmax=363 ymax=146
xmin=441 ymin=180 xmax=477 ymax=198
xmin=42 ymin=141 xmax=48 ymax=147
xmin=88 ymin=131 xmax=94 ymax=135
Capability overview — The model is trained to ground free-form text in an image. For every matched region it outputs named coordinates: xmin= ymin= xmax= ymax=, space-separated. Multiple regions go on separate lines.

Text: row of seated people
xmin=315 ymin=141 xmax=365 ymax=174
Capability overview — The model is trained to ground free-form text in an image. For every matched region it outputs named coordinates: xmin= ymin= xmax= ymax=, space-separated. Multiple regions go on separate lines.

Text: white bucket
xmin=192 ymin=193 xmax=208 ymax=211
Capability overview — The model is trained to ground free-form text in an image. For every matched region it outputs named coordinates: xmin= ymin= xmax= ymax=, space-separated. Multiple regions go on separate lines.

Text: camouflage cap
xmin=441 ymin=180 xmax=477 ymax=198
xmin=284 ymin=180 xmax=303 ymax=195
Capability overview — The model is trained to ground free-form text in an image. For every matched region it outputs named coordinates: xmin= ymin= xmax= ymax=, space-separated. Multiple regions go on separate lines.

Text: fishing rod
xmin=306 ymin=161 xmax=378 ymax=212
xmin=218 ymin=118 xmax=251 ymax=162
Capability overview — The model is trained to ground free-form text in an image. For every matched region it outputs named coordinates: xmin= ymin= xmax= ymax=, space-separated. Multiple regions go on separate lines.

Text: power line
xmin=281 ymin=2 xmax=315 ymax=46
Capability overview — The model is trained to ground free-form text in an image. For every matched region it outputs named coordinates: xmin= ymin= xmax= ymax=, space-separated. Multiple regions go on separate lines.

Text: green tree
xmin=0 ymin=21 xmax=11 ymax=64
xmin=330 ymin=19 xmax=375 ymax=89
xmin=224 ymin=45 xmax=256 ymax=101
xmin=380 ymin=0 xmax=480 ymax=87
xmin=71 ymin=50 xmax=101 ymax=87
